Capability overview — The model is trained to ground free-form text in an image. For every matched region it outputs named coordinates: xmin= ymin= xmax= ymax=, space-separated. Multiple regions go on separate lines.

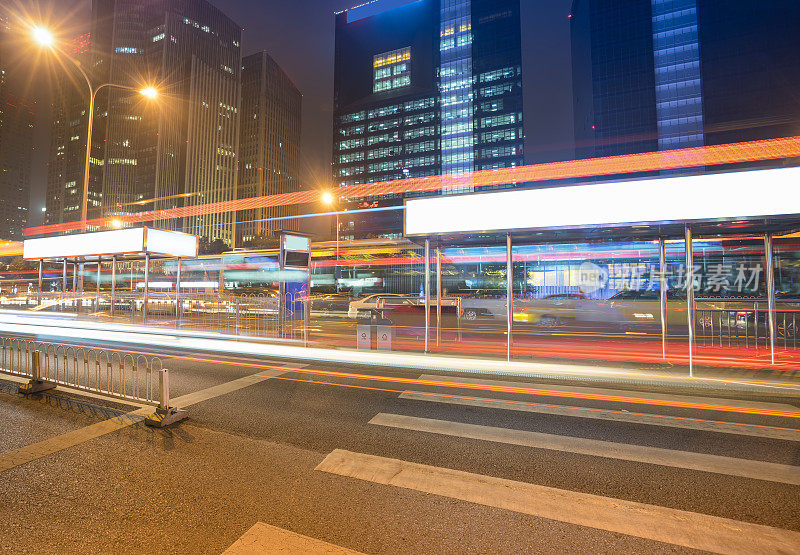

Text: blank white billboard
xmin=24 ymin=228 xmax=198 ymax=260
xmin=404 ymin=166 xmax=800 ymax=236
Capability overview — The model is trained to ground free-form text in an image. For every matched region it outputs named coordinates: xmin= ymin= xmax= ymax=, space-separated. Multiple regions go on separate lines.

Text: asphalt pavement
xmin=1 ymin=341 xmax=799 ymax=553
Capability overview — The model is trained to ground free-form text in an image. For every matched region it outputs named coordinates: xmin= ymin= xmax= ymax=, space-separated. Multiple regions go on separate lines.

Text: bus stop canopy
xmin=22 ymin=227 xmax=199 ymax=262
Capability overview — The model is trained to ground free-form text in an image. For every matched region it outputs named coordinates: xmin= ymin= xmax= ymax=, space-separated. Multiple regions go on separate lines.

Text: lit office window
xmin=373 ymin=47 xmax=411 ymax=93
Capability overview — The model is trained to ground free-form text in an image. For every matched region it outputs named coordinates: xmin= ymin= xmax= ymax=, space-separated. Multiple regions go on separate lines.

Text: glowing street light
xmin=320 ymin=191 xmax=341 ymax=291
xmin=32 ymin=27 xmax=54 ymax=48
xmin=31 ymin=23 xmax=160 ymax=223
xmin=140 ymin=87 xmax=158 ymax=99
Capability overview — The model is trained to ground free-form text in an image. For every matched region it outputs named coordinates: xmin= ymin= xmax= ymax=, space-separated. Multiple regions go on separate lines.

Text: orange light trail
xmin=262 ymin=376 xmax=800 ymax=433
xmin=23 ymin=135 xmax=800 ymax=237
xmin=5 ymin=334 xmax=799 ymax=417
xmin=255 ymin=367 xmax=800 ymax=419
xmin=0 ymin=241 xmax=23 ymax=257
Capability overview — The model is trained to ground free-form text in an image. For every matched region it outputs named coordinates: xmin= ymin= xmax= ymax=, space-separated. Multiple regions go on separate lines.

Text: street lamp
xmin=33 ymin=26 xmax=158 ymax=224
xmin=140 ymin=87 xmax=158 ymax=99
xmin=32 ymin=27 xmax=54 ymax=47
xmin=322 ymin=191 xmax=340 ymax=292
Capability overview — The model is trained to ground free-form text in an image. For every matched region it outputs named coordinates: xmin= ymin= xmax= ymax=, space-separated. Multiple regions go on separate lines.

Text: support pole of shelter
xmin=765 ymin=233 xmax=776 ymax=365
xmin=72 ymin=263 xmax=78 ymax=312
xmin=96 ymin=261 xmax=101 ymax=312
xmin=507 ymin=233 xmax=513 ymax=362
xmin=176 ymin=258 xmax=182 ymax=322
xmin=436 ymin=247 xmax=442 ymax=347
xmin=143 ymin=253 xmax=150 ymax=323
xmin=37 ymin=260 xmax=43 ymax=306
xmin=424 ymin=239 xmax=430 ymax=353
xmin=659 ymin=238 xmax=667 ymax=360
xmin=685 ymin=226 xmax=694 ymax=377
xmin=62 ymin=260 xmax=67 ymax=311
xmin=110 ymin=256 xmax=116 ymax=317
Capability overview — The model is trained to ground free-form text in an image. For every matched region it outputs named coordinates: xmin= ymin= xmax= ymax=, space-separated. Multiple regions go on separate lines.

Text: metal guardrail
xmin=0 ymin=336 xmax=161 ymax=405
xmin=696 ymin=307 xmax=798 ymax=350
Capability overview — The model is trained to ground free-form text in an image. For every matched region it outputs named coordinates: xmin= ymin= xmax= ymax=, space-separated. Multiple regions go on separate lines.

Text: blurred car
xmin=347 ymin=293 xmax=407 ymax=318
xmin=458 ymin=290 xmax=506 ymax=320
xmin=311 ymin=293 xmax=353 ymax=313
xmin=513 ymin=293 xmax=591 ymax=326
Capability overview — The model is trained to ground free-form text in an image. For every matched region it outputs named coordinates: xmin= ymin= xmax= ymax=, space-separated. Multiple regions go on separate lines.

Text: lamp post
xmin=33 ymin=28 xmax=158 ymax=224
xmin=321 ymin=192 xmax=339 ymax=292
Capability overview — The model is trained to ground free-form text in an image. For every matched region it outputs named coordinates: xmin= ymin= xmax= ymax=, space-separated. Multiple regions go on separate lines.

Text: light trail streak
xmin=260 ymin=376 xmax=800 ymax=433
xmin=252 ymin=367 xmax=800 ymax=419
xmin=4 ymin=310 xmax=800 ymax=392
xmin=5 ymin=331 xmax=800 ymax=417
xmin=23 ymin=135 xmax=800 ymax=237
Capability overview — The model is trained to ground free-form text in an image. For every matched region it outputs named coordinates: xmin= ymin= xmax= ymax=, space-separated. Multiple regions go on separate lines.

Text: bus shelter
xmin=404 ymin=165 xmax=800 ymax=373
xmin=23 ymin=227 xmax=199 ymax=321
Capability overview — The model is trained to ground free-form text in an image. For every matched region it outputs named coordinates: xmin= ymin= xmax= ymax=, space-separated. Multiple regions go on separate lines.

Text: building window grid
xmin=439 ymin=0 xmax=474 ymax=190
xmin=373 ymin=47 xmax=412 ymax=93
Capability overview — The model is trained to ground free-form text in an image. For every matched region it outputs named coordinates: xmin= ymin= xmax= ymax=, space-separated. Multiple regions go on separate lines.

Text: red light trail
xmin=22 ymin=135 xmax=800 ymax=237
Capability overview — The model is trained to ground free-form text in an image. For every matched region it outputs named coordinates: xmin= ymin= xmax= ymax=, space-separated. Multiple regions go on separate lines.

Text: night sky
xmin=16 ymin=0 xmax=574 ymax=227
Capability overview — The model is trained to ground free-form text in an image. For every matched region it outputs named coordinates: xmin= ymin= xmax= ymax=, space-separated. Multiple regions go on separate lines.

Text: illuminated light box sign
xmin=23 ymin=227 xmax=198 ymax=260
xmin=404 ymin=166 xmax=800 ymax=236
xmin=281 ymin=233 xmax=311 ymax=269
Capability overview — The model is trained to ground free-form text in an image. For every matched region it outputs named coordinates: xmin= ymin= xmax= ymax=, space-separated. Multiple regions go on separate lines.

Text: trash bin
xmin=356 ymin=322 xmax=372 ymax=349
xmin=356 ymin=311 xmax=375 ymax=349
xmin=376 ymin=318 xmax=393 ymax=351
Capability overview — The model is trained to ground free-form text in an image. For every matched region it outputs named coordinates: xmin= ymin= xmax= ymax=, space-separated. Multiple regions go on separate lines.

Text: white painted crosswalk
xmin=224 ymin=522 xmax=362 ymax=554
xmin=316 ymin=449 xmax=800 ymax=554
xmin=370 ymin=412 xmax=800 ymax=485
xmin=399 ymin=390 xmax=800 ymax=441
xmin=312 ymin=373 xmax=800 ymax=552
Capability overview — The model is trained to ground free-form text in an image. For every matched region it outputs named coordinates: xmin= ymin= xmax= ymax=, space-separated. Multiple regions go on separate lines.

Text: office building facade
xmin=0 ymin=15 xmax=34 ymax=239
xmin=332 ymin=0 xmax=523 ymax=238
xmin=45 ymin=33 xmax=98 ymax=226
xmin=94 ymin=0 xmax=242 ymax=245
xmin=0 ymin=92 xmax=35 ymax=240
xmin=237 ymin=51 xmax=302 ymax=245
xmin=571 ymin=0 xmax=800 ymax=161
xmin=46 ymin=0 xmax=242 ymax=244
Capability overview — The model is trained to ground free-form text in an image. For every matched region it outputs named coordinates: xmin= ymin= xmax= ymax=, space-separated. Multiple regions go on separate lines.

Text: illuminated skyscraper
xmin=237 ymin=51 xmax=302 ymax=245
xmin=45 ymin=33 xmax=96 ymax=226
xmin=91 ymin=0 xmax=242 ymax=245
xmin=332 ymin=0 xmax=523 ymax=239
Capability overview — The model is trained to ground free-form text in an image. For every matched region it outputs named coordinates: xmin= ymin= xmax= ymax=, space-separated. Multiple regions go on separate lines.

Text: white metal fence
xmin=0 ymin=336 xmax=162 ymax=405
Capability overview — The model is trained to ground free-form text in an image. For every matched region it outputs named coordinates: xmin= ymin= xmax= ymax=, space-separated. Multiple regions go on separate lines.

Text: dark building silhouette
xmin=571 ymin=0 xmax=800 ymax=162
xmin=332 ymin=0 xmax=523 ymax=239
xmin=237 ymin=51 xmax=302 ymax=244
xmin=0 ymin=15 xmax=34 ymax=239
xmin=45 ymin=33 xmax=97 ymax=227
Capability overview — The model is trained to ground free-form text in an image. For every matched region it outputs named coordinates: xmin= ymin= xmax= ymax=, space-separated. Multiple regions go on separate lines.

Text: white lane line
xmin=0 ymin=366 xmax=297 ymax=474
xmin=223 ymin=521 xmax=363 ymax=554
xmin=369 ymin=413 xmax=800 ymax=485
xmin=316 ymin=449 xmax=800 ymax=554
xmin=399 ymin=391 xmax=800 ymax=442
xmin=417 ymin=374 xmax=799 ymax=412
